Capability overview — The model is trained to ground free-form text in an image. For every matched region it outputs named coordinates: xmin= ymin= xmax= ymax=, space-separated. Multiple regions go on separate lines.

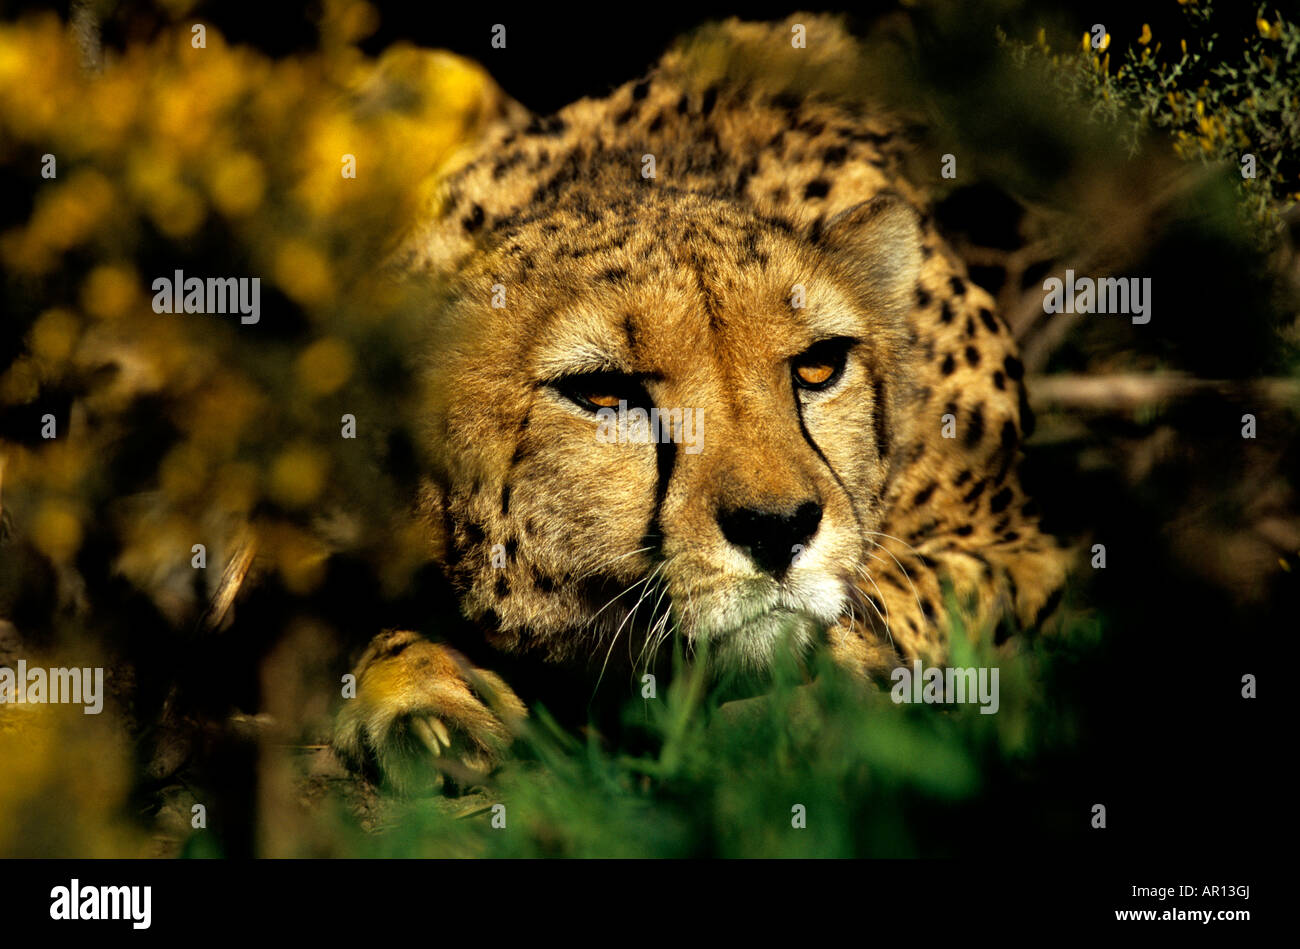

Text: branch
xmin=1026 ymin=374 xmax=1300 ymax=411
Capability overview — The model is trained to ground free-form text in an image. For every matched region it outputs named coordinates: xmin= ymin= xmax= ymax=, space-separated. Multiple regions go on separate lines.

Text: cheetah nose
xmin=717 ymin=500 xmax=822 ymax=579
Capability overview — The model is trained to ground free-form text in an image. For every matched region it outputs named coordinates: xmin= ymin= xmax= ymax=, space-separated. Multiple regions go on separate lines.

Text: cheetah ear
xmin=819 ymin=194 xmax=922 ymax=321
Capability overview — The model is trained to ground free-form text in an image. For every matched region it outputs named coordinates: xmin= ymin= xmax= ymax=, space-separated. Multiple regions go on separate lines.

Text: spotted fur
xmin=336 ymin=16 xmax=1072 ymax=785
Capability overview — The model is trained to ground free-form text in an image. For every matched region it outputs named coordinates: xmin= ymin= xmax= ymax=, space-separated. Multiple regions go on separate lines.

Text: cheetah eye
xmin=792 ymin=337 xmax=856 ymax=392
xmin=553 ymin=371 xmax=648 ymax=413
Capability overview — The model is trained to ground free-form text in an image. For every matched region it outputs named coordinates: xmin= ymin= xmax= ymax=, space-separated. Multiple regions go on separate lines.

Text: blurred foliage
xmin=311 ymin=608 xmax=1104 ymax=859
xmin=0 ymin=0 xmax=515 ymax=854
xmin=0 ymin=2 xmax=508 ymax=615
xmin=1003 ymin=0 xmax=1300 ymax=241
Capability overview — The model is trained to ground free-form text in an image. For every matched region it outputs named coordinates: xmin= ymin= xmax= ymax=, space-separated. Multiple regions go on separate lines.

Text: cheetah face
xmin=421 ymin=191 xmax=921 ymax=674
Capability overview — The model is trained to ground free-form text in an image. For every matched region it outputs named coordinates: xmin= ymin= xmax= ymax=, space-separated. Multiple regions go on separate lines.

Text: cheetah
xmin=334 ymin=15 xmax=1072 ymax=786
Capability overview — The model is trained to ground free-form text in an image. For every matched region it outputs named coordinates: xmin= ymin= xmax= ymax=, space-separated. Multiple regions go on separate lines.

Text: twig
xmin=1027 ymin=373 xmax=1300 ymax=411
xmin=197 ymin=532 xmax=258 ymax=633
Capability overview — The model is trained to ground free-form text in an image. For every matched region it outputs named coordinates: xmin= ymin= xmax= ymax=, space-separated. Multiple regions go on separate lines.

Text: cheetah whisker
xmin=573 ymin=545 xmax=656 ymax=584
xmin=849 ymin=561 xmax=895 ymax=649
xmin=862 ymin=533 xmax=930 ymax=633
xmin=594 ymin=561 xmax=666 ymax=694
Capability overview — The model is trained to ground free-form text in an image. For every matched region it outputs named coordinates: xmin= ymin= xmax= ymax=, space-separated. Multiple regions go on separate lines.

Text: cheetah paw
xmin=334 ymin=630 xmax=527 ymax=794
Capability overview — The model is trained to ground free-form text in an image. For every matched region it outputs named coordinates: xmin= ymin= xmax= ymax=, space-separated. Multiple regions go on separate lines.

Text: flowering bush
xmin=0 ymin=0 xmax=511 ymax=854
xmin=1006 ymin=1 xmax=1299 ymax=239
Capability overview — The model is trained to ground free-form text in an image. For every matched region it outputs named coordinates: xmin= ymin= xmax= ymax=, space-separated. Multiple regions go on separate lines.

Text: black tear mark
xmin=792 ymin=379 xmax=867 ymax=532
xmin=639 ymin=430 xmax=678 ymax=559
xmin=500 ymin=484 xmax=511 ymax=516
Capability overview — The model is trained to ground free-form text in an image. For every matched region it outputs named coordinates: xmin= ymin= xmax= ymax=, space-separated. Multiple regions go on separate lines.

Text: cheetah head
xmin=418 ymin=189 xmax=921 ymax=674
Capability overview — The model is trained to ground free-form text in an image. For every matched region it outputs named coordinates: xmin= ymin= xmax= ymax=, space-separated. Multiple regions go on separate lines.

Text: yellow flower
xmin=147 ymin=182 xmax=206 ymax=239
xmin=31 ymin=500 xmax=82 ymax=563
xmin=296 ymin=338 xmax=355 ymax=396
xmin=28 ymin=308 xmax=79 ymax=365
xmin=208 ymin=152 xmax=265 ymax=217
xmin=1138 ymin=24 xmax=1152 ymax=45
xmin=214 ymin=464 xmax=259 ymax=515
xmin=80 ymin=264 xmax=140 ymax=321
xmin=269 ymin=444 xmax=328 ymax=508
xmin=274 ymin=240 xmax=334 ymax=307
xmin=159 ymin=441 xmax=210 ymax=501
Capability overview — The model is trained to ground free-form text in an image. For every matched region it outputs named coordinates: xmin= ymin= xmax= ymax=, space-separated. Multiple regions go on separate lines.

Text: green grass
xmin=321 ymin=599 xmax=1104 ymax=859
